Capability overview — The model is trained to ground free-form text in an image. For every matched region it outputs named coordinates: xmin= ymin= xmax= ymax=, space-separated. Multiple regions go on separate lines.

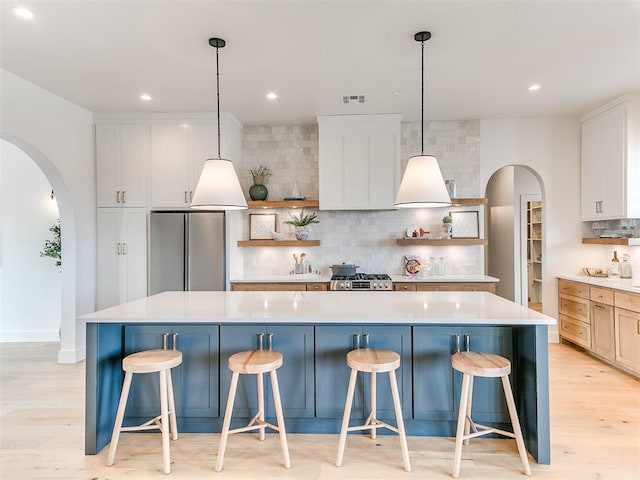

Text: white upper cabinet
xmin=96 ymin=124 xmax=148 ymax=207
xmin=318 ymin=114 xmax=401 ymax=210
xmin=581 ymin=96 xmax=640 ymax=220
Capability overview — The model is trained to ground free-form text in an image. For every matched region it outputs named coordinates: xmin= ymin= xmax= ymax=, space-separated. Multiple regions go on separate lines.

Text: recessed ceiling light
xmin=140 ymin=94 xmax=152 ymax=101
xmin=266 ymin=92 xmax=278 ymax=100
xmin=528 ymin=84 xmax=541 ymax=91
xmin=13 ymin=6 xmax=34 ymax=19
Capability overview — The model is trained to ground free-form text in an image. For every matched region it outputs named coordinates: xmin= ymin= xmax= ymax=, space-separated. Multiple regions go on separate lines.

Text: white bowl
xmin=270 ymin=231 xmax=285 ymax=241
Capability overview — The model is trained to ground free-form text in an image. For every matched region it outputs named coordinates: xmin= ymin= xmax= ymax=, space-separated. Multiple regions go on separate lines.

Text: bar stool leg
xmin=370 ymin=372 xmax=377 ymax=440
xmin=270 ymin=369 xmax=291 ymax=468
xmin=453 ymin=372 xmax=472 ymax=479
xmin=389 ymin=369 xmax=411 ymax=472
xmin=216 ymin=371 xmax=239 ymax=472
xmin=166 ymin=368 xmax=178 ymax=441
xmin=336 ymin=368 xmax=358 ymax=467
xmin=257 ymin=372 xmax=265 ymax=441
xmin=107 ymin=371 xmax=133 ymax=466
xmin=159 ymin=369 xmax=171 ymax=474
xmin=463 ymin=376 xmax=474 ymax=446
xmin=501 ymin=375 xmax=532 ymax=476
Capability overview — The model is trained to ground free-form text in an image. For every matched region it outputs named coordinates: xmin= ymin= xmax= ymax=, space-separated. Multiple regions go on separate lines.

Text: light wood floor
xmin=1 ymin=342 xmax=638 ymax=479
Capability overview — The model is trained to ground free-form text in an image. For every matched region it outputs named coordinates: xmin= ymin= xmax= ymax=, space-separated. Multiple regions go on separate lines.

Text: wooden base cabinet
xmin=614 ymin=308 xmax=640 ymax=374
xmin=591 ymin=302 xmax=615 ymax=361
xmin=219 ymin=325 xmax=315 ymax=419
xmin=123 ymin=325 xmax=220 ymax=421
xmin=413 ymin=326 xmax=513 ymax=426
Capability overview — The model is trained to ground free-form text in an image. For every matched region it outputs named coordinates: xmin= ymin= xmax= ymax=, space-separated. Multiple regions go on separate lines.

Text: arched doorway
xmin=0 ymin=135 xmax=76 ymax=361
xmin=485 ymin=165 xmax=545 ymax=310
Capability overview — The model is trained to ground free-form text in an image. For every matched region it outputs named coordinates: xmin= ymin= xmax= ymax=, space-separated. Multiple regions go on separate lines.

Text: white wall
xmin=0 ymin=69 xmax=95 ymax=362
xmin=0 ymin=141 xmax=61 ymax=340
xmin=481 ymin=118 xmax=602 ymax=340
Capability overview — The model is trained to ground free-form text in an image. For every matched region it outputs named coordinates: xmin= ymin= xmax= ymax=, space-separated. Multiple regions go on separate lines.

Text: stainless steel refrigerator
xmin=149 ymin=211 xmax=226 ymax=294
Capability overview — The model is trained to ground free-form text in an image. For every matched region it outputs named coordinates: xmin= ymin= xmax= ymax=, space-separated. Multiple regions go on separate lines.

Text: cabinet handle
xmin=637 ymin=321 xmax=640 ymax=335
xmin=257 ymin=333 xmax=264 ymax=350
xmin=464 ymin=334 xmax=470 ymax=352
xmin=455 ymin=334 xmax=461 ymax=354
xmin=116 ymin=242 xmax=121 ymax=255
xmin=184 ymin=191 xmax=189 ymax=204
xmin=122 ymin=190 xmax=126 ymax=204
xmin=163 ymin=333 xmax=169 ymax=350
xmin=594 ymin=304 xmax=606 ymax=310
xmin=116 ymin=191 xmax=120 ymax=203
xmin=363 ymin=333 xmax=370 ymax=348
xmin=354 ymin=333 xmax=361 ymax=349
xmin=172 ymin=332 xmax=178 ymax=350
xmin=267 ymin=333 xmax=273 ymax=351
xmin=189 ymin=191 xmax=193 ymax=203
xmin=122 ymin=242 xmax=127 ymax=255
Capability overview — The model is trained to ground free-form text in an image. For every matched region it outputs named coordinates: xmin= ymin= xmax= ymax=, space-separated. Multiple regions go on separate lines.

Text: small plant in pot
xmin=248 ymin=165 xmax=272 ymax=200
xmin=442 ymin=215 xmax=453 ymax=238
xmin=284 ymin=209 xmax=319 ymax=241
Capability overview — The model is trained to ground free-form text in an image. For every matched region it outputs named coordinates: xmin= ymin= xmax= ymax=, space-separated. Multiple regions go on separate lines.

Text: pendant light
xmin=395 ymin=31 xmax=451 ymax=208
xmin=191 ymin=37 xmax=248 ymax=210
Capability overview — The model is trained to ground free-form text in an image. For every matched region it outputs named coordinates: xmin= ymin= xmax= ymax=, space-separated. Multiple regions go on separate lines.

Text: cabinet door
xmin=460 ymin=326 xmax=513 ymax=424
xmin=614 ymin=308 xmax=640 ymax=373
xmin=219 ymin=325 xmax=267 ymax=418
xmin=120 ymin=209 xmax=147 ymax=303
xmin=96 ymin=125 xmax=120 ymax=207
xmin=315 ymin=325 xmax=365 ymax=418
xmin=591 ymin=302 xmax=615 ymax=360
xmin=119 ymin=124 xmax=148 ymax=207
xmin=580 ymin=116 xmax=603 ymax=220
xmin=96 ymin=208 xmax=122 ymax=309
xmin=413 ymin=326 xmax=458 ymax=421
xmin=265 ymin=325 xmax=314 ymax=418
xmin=362 ymin=326 xmax=412 ymax=419
xmin=151 ymin=125 xmax=190 ymax=208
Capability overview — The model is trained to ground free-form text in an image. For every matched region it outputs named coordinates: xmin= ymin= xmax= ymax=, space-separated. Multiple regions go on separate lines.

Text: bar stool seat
xmin=216 ymin=349 xmax=291 ymax=472
xmin=336 ymin=348 xmax=411 ymax=472
xmin=107 ymin=349 xmax=182 ymax=475
xmin=451 ymin=351 xmax=532 ymax=478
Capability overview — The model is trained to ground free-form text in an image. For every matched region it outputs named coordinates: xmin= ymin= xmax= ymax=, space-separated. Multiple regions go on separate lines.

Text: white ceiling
xmin=1 ymin=0 xmax=639 ymax=125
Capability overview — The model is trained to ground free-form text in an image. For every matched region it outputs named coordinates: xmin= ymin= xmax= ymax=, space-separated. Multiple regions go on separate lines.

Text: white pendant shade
xmin=190 ymin=158 xmax=248 ymax=210
xmin=395 ymin=154 xmax=451 ymax=208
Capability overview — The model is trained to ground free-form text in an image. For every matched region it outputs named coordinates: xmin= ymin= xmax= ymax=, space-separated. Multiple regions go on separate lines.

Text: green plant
xmin=442 ymin=215 xmax=452 ymax=224
xmin=284 ymin=209 xmax=319 ymax=227
xmin=41 ymin=219 xmax=61 ymax=267
xmin=248 ymin=165 xmax=272 ymax=178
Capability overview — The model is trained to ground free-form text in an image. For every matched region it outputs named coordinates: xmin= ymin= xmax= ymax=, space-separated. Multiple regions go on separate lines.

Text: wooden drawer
xmin=230 ymin=283 xmax=306 ymax=291
xmin=559 ymin=314 xmax=591 ymax=349
xmin=559 ymin=294 xmax=590 ymax=324
xmin=590 ymin=286 xmax=614 ymax=305
xmin=394 ymin=283 xmax=417 ymax=291
xmin=615 ymin=291 xmax=640 ymax=313
xmin=415 ymin=282 xmax=496 ymax=292
xmin=558 ymin=279 xmax=589 ymax=299
xmin=306 ymin=283 xmax=328 ymax=291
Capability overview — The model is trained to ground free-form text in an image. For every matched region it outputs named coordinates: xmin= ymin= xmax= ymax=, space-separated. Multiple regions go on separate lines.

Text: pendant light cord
xmin=420 ymin=38 xmax=425 ymax=156
xmin=215 ymin=44 xmax=221 ymax=159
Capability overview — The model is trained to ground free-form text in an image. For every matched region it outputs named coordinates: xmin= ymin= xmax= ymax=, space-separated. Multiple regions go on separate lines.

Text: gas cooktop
xmin=329 ymin=273 xmax=393 ymax=291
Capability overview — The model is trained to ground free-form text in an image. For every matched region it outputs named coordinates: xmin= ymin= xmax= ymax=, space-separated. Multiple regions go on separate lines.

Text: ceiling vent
xmin=342 ymin=94 xmax=365 ymax=104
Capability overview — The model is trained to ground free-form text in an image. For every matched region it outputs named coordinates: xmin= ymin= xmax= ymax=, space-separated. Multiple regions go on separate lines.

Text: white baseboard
xmin=0 ymin=331 xmax=59 ymax=342
xmin=58 ymin=346 xmax=85 ymax=364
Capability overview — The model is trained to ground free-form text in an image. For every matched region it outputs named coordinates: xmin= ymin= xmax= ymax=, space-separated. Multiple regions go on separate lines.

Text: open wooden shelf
xmin=397 ymin=238 xmax=488 ymax=246
xmin=449 ymin=197 xmax=487 ymax=206
xmin=237 ymin=240 xmax=321 ymax=247
xmin=247 ymin=200 xmax=319 ymax=209
xmin=582 ymin=237 xmax=640 ymax=246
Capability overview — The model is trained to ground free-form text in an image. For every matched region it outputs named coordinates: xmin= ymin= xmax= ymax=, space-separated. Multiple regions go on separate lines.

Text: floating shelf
xmin=237 ymin=240 xmax=321 ymax=247
xmin=582 ymin=237 xmax=640 ymax=246
xmin=533 ymin=278 xmax=543 ymax=283
xmin=247 ymin=200 xmax=319 ymax=209
xmin=449 ymin=198 xmax=487 ymax=206
xmin=397 ymin=238 xmax=488 ymax=246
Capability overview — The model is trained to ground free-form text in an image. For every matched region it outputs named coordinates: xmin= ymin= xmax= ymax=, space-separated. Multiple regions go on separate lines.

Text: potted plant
xmin=284 ymin=209 xmax=319 ymax=240
xmin=40 ymin=219 xmax=62 ymax=267
xmin=248 ymin=165 xmax=272 ymax=200
xmin=442 ymin=214 xmax=453 ymax=239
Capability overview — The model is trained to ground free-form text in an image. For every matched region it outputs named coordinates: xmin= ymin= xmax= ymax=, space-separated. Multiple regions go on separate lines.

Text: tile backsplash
xmin=238 ymin=120 xmax=483 ymax=277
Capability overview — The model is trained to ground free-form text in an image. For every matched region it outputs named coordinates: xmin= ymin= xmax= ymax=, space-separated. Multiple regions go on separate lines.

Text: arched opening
xmin=0 ymin=135 xmax=76 ymax=361
xmin=485 ymin=165 xmax=545 ymax=310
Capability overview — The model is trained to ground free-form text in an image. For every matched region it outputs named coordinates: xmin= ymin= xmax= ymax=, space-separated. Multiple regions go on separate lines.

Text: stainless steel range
xmin=329 ymin=273 xmax=393 ymax=291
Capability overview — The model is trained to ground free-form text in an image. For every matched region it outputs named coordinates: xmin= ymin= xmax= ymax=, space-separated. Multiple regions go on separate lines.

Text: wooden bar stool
xmin=216 ymin=349 xmax=291 ymax=472
xmin=451 ymin=351 xmax=532 ymax=478
xmin=107 ymin=349 xmax=182 ymax=475
xmin=336 ymin=348 xmax=411 ymax=472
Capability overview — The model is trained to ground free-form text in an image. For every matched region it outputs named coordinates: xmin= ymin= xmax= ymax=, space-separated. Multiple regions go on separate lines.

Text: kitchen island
xmin=82 ymin=290 xmax=554 ymax=464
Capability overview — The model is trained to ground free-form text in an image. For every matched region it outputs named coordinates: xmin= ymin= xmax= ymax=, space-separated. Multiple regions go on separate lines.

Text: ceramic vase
xmin=249 ymin=175 xmax=268 ymax=201
xmin=295 ymin=226 xmax=309 ymax=241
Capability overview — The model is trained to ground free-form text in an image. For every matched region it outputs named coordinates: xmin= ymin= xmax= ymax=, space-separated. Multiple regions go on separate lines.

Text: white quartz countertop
xmin=230 ymin=274 xmax=499 ymax=284
xmin=557 ymin=274 xmax=640 ymax=294
xmin=80 ymin=291 xmax=554 ymax=325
